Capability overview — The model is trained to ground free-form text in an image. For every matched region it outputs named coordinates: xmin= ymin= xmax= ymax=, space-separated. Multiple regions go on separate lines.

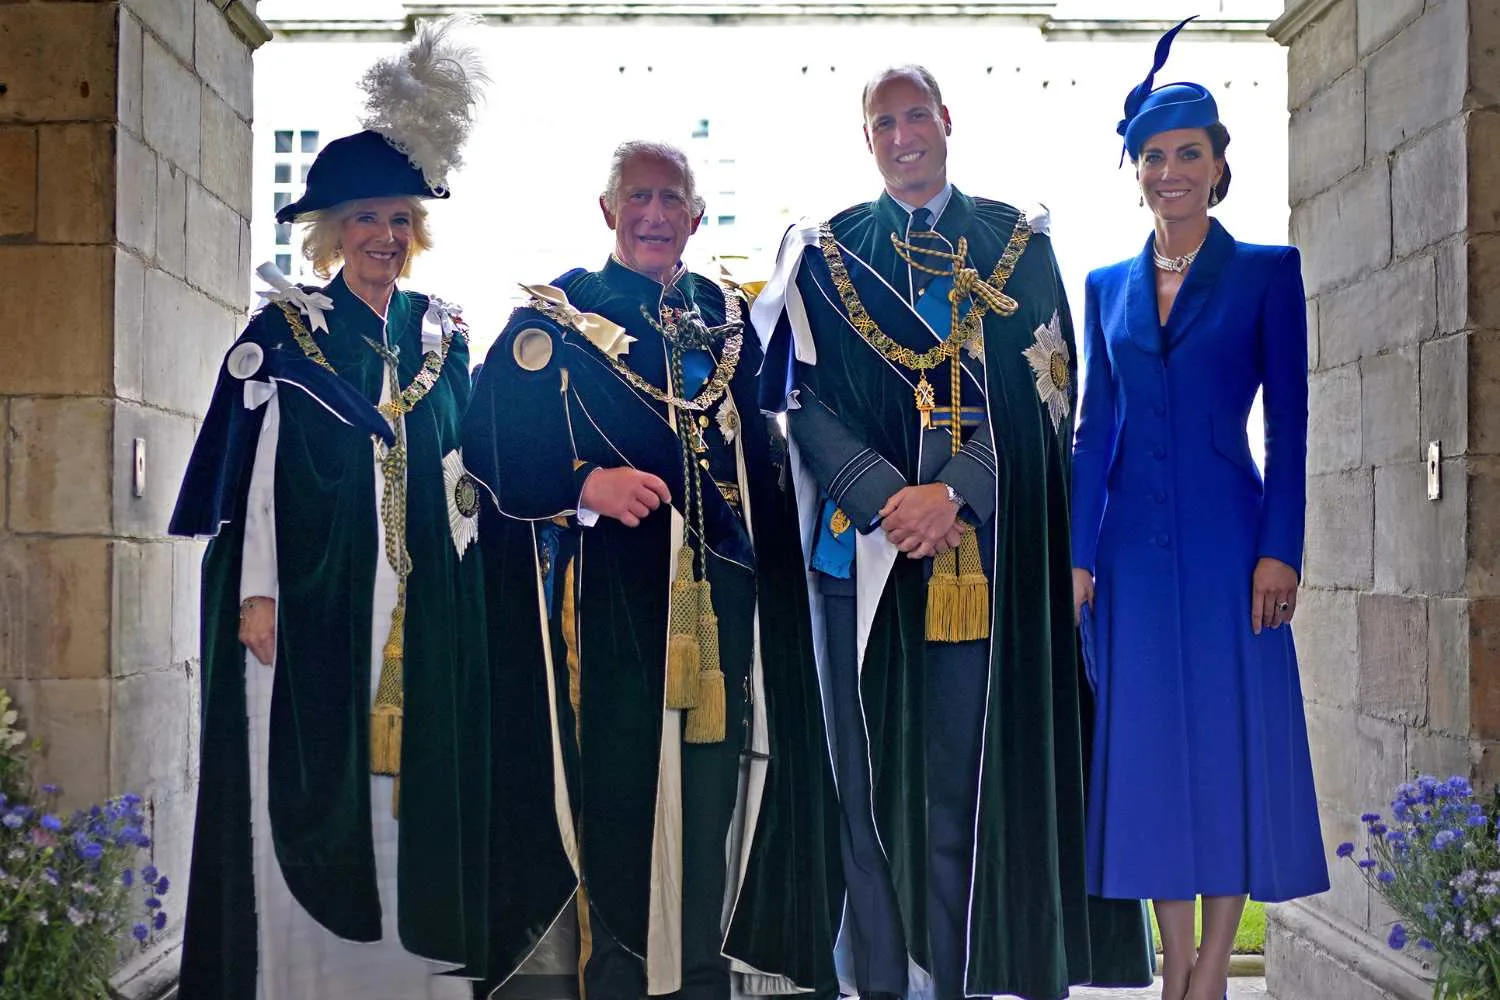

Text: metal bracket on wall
xmin=1428 ymin=440 xmax=1442 ymax=501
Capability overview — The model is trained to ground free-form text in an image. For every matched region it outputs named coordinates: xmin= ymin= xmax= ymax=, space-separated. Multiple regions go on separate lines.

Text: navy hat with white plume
xmin=277 ymin=17 xmax=487 ymax=223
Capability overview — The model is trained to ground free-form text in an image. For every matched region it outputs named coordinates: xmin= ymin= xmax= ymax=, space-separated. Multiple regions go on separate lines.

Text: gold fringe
xmin=666 ymin=546 xmax=702 ymax=709
xmin=685 ymin=591 xmax=725 ymax=743
xmin=926 ymin=531 xmax=990 ymax=642
xmin=370 ymin=703 xmax=403 ymax=775
xmin=390 ymin=776 xmax=400 ymax=819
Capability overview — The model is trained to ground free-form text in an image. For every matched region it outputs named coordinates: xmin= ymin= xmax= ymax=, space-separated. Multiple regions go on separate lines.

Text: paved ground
xmin=1069 ymin=978 xmax=1268 ymax=999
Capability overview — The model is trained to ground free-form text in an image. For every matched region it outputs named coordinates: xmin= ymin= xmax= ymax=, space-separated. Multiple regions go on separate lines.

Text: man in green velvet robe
xmin=463 ymin=140 xmax=839 ymax=1000
xmin=751 ymin=66 xmax=1153 ymax=1000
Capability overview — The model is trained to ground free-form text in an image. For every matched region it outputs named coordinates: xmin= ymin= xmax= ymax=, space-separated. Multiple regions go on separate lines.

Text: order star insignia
xmin=1022 ymin=311 xmax=1072 ymax=432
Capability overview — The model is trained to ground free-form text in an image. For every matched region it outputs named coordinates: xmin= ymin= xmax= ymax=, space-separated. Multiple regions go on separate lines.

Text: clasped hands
xmin=880 ymin=483 xmax=963 ymax=559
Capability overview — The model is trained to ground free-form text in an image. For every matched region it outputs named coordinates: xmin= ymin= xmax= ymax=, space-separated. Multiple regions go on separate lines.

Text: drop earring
xmin=1139 ymin=193 xmax=1144 ymax=207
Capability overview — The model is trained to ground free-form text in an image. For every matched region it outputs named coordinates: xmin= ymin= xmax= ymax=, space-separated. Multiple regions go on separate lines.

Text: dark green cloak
xmin=171 ymin=272 xmax=491 ymax=997
xmin=766 ymin=190 xmax=1153 ymax=998
xmin=464 ymin=261 xmax=841 ymax=996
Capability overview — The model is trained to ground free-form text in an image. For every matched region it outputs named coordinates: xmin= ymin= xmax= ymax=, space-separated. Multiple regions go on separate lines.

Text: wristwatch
xmin=943 ymin=483 xmax=966 ymax=508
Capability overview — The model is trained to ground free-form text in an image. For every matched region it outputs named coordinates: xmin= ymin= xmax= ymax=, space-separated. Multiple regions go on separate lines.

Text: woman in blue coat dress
xmin=1070 ymin=19 xmax=1329 ymax=1000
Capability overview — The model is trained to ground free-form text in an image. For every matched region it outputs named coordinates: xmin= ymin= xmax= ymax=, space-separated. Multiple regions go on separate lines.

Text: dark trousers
xmin=581 ymin=561 xmax=752 ymax=1000
xmin=823 ymin=585 xmax=988 ymax=1000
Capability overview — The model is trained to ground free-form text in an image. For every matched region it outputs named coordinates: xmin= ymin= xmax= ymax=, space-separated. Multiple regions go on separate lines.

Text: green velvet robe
xmin=766 ymin=190 xmax=1153 ymax=998
xmin=464 ymin=261 xmax=841 ymax=997
xmin=173 ymin=273 xmax=491 ymax=998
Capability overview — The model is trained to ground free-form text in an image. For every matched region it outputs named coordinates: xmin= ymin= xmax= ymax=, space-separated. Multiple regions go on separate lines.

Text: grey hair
xmin=601 ymin=140 xmax=706 ymax=216
xmin=861 ymin=65 xmax=944 ymax=120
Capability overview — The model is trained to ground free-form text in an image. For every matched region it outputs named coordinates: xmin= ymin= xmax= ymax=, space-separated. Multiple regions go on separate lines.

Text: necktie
xmin=906 ymin=207 xmax=942 ymax=301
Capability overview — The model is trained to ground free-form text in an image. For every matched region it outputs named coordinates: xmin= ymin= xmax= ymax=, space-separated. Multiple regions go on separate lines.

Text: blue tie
xmin=906 ymin=207 xmax=941 ymax=301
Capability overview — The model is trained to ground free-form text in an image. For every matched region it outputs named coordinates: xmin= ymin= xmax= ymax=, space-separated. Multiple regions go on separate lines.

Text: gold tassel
xmin=926 ymin=547 xmax=961 ymax=641
xmin=684 ymin=585 xmax=725 ymax=744
xmin=665 ymin=546 xmax=701 ymax=709
xmin=954 ymin=529 xmax=990 ymax=641
xmin=370 ymin=702 xmax=403 ymax=775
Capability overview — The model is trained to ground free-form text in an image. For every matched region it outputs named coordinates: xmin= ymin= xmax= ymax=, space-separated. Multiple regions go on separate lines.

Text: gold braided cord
xmin=596 ymin=292 xmax=744 ymax=412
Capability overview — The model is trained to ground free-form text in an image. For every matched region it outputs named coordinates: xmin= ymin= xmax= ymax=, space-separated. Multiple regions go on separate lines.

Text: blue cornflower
xmin=1418 ymin=938 xmax=1435 ymax=950
xmin=1449 ymin=775 xmax=1473 ymax=797
xmin=1388 ymin=923 xmax=1408 ymax=950
xmin=155 ymin=875 xmax=170 ymax=895
xmin=1358 ymin=859 xmax=1378 ymax=869
xmin=142 ymin=865 xmax=159 ymax=884
xmin=1378 ymin=870 xmax=1396 ymax=884
xmin=39 ymin=814 xmax=62 ymax=832
xmin=40 ymin=784 xmax=58 ymax=796
xmin=145 ymin=897 xmax=162 ymax=910
xmin=121 ymin=868 xmax=134 ymax=888
xmin=152 ymin=910 xmax=167 ymax=931
xmin=1434 ymin=829 xmax=1459 ymax=850
xmin=1424 ymin=903 xmax=1439 ymax=919
xmin=1 ymin=813 xmax=22 ymax=830
xmin=1362 ymin=812 xmax=1381 ymax=823
xmin=131 ymin=922 xmax=148 ymax=942
xmin=78 ymin=841 xmax=103 ymax=862
xmin=1336 ymin=842 xmax=1356 ymax=858
xmin=1370 ymin=823 xmax=1388 ymax=837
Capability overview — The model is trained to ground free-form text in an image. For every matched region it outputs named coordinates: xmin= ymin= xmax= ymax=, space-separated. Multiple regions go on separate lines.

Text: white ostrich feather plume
xmin=358 ymin=15 xmax=488 ymax=192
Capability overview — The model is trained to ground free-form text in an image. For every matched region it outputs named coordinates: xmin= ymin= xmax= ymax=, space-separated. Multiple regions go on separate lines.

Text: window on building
xmin=717 ymin=215 xmax=736 ymax=226
xmin=274 ymin=163 xmax=291 ymax=184
xmin=692 ymin=118 xmax=710 ymax=138
xmin=274 ymin=130 xmax=293 ymax=153
xmin=275 ymin=253 xmax=292 ymax=274
xmin=273 ymin=191 xmax=291 ymax=211
xmin=300 ymin=130 xmax=319 ymax=153
xmin=274 ymin=223 xmax=291 ymax=246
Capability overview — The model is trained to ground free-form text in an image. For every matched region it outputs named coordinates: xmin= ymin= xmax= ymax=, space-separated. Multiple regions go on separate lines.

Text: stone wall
xmin=0 ymin=1 xmax=268 ymax=992
xmin=1269 ymin=0 xmax=1500 ymax=997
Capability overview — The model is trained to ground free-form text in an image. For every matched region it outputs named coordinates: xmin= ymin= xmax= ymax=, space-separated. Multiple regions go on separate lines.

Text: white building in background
xmin=251 ymin=0 xmax=1287 ymax=362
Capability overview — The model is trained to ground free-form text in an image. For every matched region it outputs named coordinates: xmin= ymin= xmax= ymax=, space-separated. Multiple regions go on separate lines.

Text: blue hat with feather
xmin=1117 ymin=16 xmax=1219 ymax=163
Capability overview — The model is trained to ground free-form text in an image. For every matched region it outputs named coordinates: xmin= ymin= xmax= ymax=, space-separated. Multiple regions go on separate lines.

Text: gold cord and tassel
xmin=665 ymin=547 xmax=703 ymax=709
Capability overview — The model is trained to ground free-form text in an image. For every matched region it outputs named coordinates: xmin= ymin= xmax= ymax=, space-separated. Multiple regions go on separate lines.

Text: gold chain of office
xmin=600 ymin=291 xmax=745 ymax=412
xmin=276 ymin=301 xmax=455 ymax=420
xmin=816 ymin=215 xmax=1031 ymax=373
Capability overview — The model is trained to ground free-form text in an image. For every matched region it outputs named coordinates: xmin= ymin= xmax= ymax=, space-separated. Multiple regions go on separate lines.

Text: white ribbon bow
xmin=255 ymin=261 xmax=334 ymax=334
xmin=521 ymin=283 xmax=634 ymax=361
xmin=423 ymin=297 xmax=465 ymax=354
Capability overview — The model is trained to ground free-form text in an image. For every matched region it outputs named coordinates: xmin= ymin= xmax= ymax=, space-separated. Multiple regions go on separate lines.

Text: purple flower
xmin=152 ymin=910 xmax=167 ymax=931
xmin=142 ymin=865 xmax=159 ymax=884
xmin=1378 ymin=870 xmax=1395 ymax=884
xmin=1433 ymin=829 xmax=1459 ymax=850
xmin=77 ymin=840 xmax=103 ymax=862
xmin=1336 ymin=842 xmax=1355 ymax=858
xmin=1 ymin=813 xmax=22 ymax=830
xmin=1388 ymin=923 xmax=1408 ymax=950
xmin=1362 ymin=812 xmax=1381 ymax=823
xmin=121 ymin=868 xmax=134 ymax=888
xmin=40 ymin=783 xmax=58 ymax=796
xmin=39 ymin=814 xmax=62 ymax=832
xmin=1418 ymin=938 xmax=1435 ymax=950
xmin=1358 ymin=859 xmax=1378 ymax=869
xmin=145 ymin=897 xmax=162 ymax=910
xmin=131 ymin=922 xmax=148 ymax=942
xmin=154 ymin=875 xmax=170 ymax=895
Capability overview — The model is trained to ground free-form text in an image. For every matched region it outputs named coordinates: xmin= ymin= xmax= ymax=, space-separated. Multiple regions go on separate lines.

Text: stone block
xmin=1268 ymin=901 xmax=1432 ymax=1000
xmin=1472 ymin=331 xmax=1500 ymax=457
xmin=1409 ymin=732 xmax=1472 ymax=782
xmin=1307 ymin=296 xmax=1320 ymax=371
xmin=111 ymin=540 xmax=173 ymax=677
xmin=0 ymin=127 xmax=37 ymax=237
xmin=1392 ymin=116 xmax=1467 ymax=258
xmin=110 ymin=663 xmax=192 ymax=797
xmin=115 ymin=249 xmax=146 ymax=402
xmin=7 ymin=397 xmax=114 ymax=535
xmin=1305 ymin=702 xmax=1360 ymax=814
xmin=1361 ymin=348 xmax=1420 ymax=465
xmin=142 ymin=268 xmax=233 ymax=416
xmin=1470 ymin=597 xmax=1500 ymax=740
xmin=1472 ymin=234 xmax=1500 ymax=332
xmin=1308 ymin=363 xmax=1361 ymax=473
xmin=1287 ymin=0 xmax=1355 ymax=111
xmin=1428 ymin=597 xmax=1470 ymax=735
xmin=118 ymin=9 xmax=144 ymax=137
xmin=1316 ymin=810 xmax=1371 ymax=930
xmin=1320 ymin=254 xmax=1436 ymax=368
xmin=1356 ymin=593 xmax=1428 ymax=724
xmin=0 ymin=538 xmax=113 ymax=681
xmin=1435 ymin=236 xmax=1468 ymax=336
xmin=199 ymin=89 xmax=252 ymax=219
xmin=0 ymin=3 xmax=117 ymax=124
xmin=127 ymin=0 xmax=193 ymax=66
xmin=1471 ymin=112 xmax=1500 ymax=235
xmin=1421 ymin=334 xmax=1467 ymax=458
xmin=0 ymin=245 xmax=113 ymax=396
xmin=195 ymin=1 xmax=254 ymax=120
xmin=116 ymin=129 xmax=157 ymax=258
xmin=156 ymin=159 xmax=186 ymax=278
xmin=1289 ymin=70 xmax=1363 ymax=204
xmin=1305 ymin=469 xmax=1374 ymax=589
xmin=1469 ymin=458 xmax=1500 ymax=598
xmin=1290 ymin=161 xmax=1391 ymax=297
xmin=186 ymin=182 xmax=242 ymax=307
xmin=0 ymin=401 xmax=7 ymax=531
xmin=1356 ymin=713 xmax=1410 ymax=823
xmin=1292 ymin=587 xmax=1357 ymax=709
xmin=171 ymin=537 xmax=203 ymax=667
xmin=112 ymin=401 xmax=199 ymax=540
xmin=1356 ymin=0 xmax=1426 ymax=57
xmin=37 ymin=123 xmax=114 ymax=245
xmin=1365 ymin=0 xmax=1466 ymax=155
xmin=5 ymin=678 xmax=110 ymax=810
xmin=142 ymin=32 xmax=200 ymax=174
xmin=1374 ymin=459 xmax=1466 ymax=595
xmin=1471 ymin=0 xmax=1500 ymax=109
xmin=137 ymin=784 xmax=195 ymax=936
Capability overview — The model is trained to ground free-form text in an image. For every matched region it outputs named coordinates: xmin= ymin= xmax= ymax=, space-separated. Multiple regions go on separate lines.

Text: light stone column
xmin=1268 ymin=0 xmax=1500 ymax=997
xmin=0 ymin=0 xmax=270 ymax=994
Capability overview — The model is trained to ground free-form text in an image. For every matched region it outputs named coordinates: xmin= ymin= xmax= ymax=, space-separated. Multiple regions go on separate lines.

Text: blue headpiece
xmin=1116 ymin=16 xmax=1219 ymax=164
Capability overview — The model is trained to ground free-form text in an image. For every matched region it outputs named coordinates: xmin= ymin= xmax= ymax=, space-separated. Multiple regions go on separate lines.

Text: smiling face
xmin=600 ymin=153 xmax=702 ymax=283
xmin=1136 ymin=127 xmax=1223 ymax=223
xmin=338 ymin=197 xmax=415 ymax=301
xmin=864 ymin=72 xmax=951 ymax=206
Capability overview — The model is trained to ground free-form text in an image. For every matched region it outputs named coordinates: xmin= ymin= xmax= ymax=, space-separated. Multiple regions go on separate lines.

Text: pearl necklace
xmin=1153 ymin=234 xmax=1207 ymax=273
